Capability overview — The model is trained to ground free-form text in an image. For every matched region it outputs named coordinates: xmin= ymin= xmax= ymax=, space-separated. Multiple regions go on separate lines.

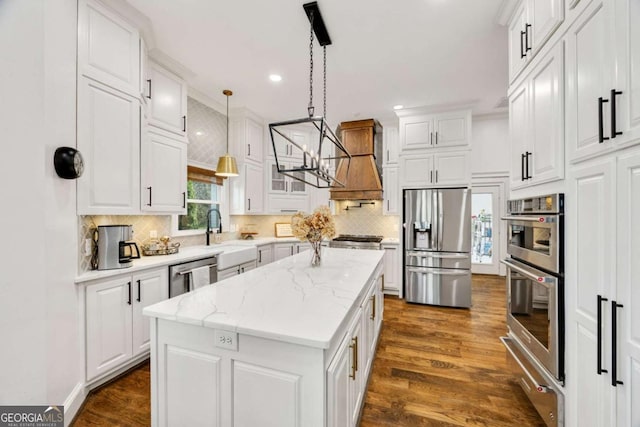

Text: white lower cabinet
xmin=568 ymin=147 xmax=640 ymax=425
xmin=85 ymin=267 xmax=168 ymax=382
xmin=257 ymin=244 xmax=273 ymax=267
xmin=217 ymin=260 xmax=257 ymax=281
xmin=382 ymin=243 xmax=400 ymax=295
xmin=328 ymin=275 xmax=382 ymax=427
xmin=273 ymin=242 xmax=309 ymax=261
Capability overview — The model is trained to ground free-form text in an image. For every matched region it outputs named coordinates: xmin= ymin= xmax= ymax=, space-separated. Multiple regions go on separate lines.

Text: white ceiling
xmin=126 ymin=0 xmax=508 ymax=124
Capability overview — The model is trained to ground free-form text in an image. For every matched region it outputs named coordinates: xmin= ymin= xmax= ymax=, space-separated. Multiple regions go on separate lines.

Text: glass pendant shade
xmin=215 ymin=153 xmax=238 ymax=177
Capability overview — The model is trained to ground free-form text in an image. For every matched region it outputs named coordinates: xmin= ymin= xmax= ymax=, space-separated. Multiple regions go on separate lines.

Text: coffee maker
xmin=96 ymin=225 xmax=140 ymax=270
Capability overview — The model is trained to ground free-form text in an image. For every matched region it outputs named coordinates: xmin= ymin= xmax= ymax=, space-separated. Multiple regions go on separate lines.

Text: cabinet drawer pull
xmin=430 ymin=132 xmax=433 ymax=145
xmin=182 ymin=115 xmax=187 ymax=132
xmin=136 ymin=280 xmax=141 ymax=302
xmin=248 ymin=144 xmax=251 ymax=157
xmin=146 ymin=79 xmax=152 ymax=99
xmin=127 ymin=282 xmax=132 ymax=305
xmin=435 ymin=131 xmax=438 ymax=145
xmin=521 ymin=153 xmax=526 ymax=181
xmin=525 ymin=151 xmax=532 ymax=180
xmin=147 ymin=186 xmax=152 ymax=206
xmin=430 ymin=170 xmax=433 ymax=183
xmin=597 ymin=295 xmax=608 ymax=375
xmin=248 ymin=198 xmax=251 ymax=211
xmin=370 ymin=295 xmax=376 ymax=320
xmin=611 ymin=300 xmax=624 ymax=386
xmin=182 ymin=192 xmax=186 ymax=209
xmin=349 ymin=336 xmax=358 ymax=380
xmin=611 ymin=89 xmax=623 ymax=139
xmin=599 ymin=97 xmax=610 ymax=143
xmin=258 ymin=250 xmax=262 ymax=263
xmin=435 ymin=170 xmax=438 ymax=183
xmin=520 ymin=30 xmax=526 ymax=58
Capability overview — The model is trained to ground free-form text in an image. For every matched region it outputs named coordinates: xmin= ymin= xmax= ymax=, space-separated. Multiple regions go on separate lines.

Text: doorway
xmin=471 ymin=185 xmax=501 ymax=275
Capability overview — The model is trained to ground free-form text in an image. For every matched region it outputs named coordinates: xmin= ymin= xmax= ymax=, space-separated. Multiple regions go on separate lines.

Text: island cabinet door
xmin=327 ymin=308 xmax=363 ymax=427
xmin=86 ymin=277 xmax=133 ymax=381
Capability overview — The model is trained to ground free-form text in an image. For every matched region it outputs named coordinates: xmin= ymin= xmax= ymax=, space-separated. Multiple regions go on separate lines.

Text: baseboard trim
xmin=63 ymin=381 xmax=87 ymax=427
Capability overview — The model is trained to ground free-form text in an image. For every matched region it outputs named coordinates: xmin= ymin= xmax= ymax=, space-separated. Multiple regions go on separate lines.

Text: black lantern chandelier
xmin=268 ymin=2 xmax=351 ymax=188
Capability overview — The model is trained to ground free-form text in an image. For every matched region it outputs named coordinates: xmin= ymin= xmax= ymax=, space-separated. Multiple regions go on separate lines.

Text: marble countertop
xmin=143 ymin=247 xmax=384 ymax=349
xmin=75 ymin=237 xmax=304 ymax=283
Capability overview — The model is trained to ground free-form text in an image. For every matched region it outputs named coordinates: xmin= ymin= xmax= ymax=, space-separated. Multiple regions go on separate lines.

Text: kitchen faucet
xmin=206 ymin=208 xmax=222 ymax=246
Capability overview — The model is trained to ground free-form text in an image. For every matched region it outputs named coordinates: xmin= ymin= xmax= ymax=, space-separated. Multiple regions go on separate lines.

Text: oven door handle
xmin=501 ymin=258 xmax=554 ymax=284
xmin=501 ymin=215 xmax=557 ymax=223
xmin=407 ymin=251 xmax=468 ymax=259
xmin=407 ymin=267 xmax=469 ymax=276
xmin=500 ymin=337 xmax=550 ymax=393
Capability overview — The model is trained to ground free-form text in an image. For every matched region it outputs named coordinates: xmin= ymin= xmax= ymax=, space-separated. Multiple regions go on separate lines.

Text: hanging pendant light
xmin=216 ymin=89 xmax=239 ymax=177
xmin=268 ymin=1 xmax=351 ymax=189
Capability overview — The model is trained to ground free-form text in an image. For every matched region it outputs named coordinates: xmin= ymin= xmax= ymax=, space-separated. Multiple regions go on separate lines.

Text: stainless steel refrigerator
xmin=403 ymin=188 xmax=472 ymax=307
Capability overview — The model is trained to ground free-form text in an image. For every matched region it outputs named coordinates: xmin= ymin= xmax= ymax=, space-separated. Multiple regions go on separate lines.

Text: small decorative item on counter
xmin=240 ymin=224 xmax=258 ymax=240
xmin=141 ymin=236 xmax=180 ymax=256
xmin=291 ymin=205 xmax=336 ymax=267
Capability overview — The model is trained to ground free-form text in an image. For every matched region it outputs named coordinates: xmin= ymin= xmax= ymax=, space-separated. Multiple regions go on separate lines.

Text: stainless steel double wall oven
xmin=501 ymin=193 xmax=565 ymax=427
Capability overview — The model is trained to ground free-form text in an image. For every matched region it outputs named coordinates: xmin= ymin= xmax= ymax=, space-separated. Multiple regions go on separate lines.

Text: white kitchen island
xmin=143 ymin=247 xmax=385 ymax=427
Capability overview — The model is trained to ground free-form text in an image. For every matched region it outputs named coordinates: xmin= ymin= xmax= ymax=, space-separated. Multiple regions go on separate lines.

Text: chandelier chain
xmin=323 ymin=46 xmax=327 ymax=119
xmin=308 ymin=11 xmax=314 ymax=117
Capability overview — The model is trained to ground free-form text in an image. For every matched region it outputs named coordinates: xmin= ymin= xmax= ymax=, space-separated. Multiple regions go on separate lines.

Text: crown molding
xmin=472 ymin=111 xmax=509 ymax=121
xmin=394 ymin=100 xmax=478 ymax=118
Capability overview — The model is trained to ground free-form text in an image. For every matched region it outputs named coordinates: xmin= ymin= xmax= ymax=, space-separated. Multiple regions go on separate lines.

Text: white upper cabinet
xmin=566 ymin=0 xmax=616 ymax=162
xmin=77 ymin=77 xmax=140 ymax=215
xmin=612 ymin=0 xmax=640 ymax=147
xmin=148 ymin=61 xmax=187 ymax=136
xmin=399 ymin=152 xmax=469 ymax=187
xmin=230 ymin=113 xmax=264 ymax=165
xmin=383 ymin=126 xmax=399 ymax=165
xmin=509 ymin=41 xmax=564 ymax=189
xmin=508 ymin=0 xmax=564 ymax=83
xmin=383 ymin=167 xmax=399 ymax=215
xmin=399 ymin=110 xmax=471 ymax=151
xmin=141 ymin=129 xmax=187 ymax=213
xmin=230 ymin=163 xmax=264 ymax=215
xmin=509 ymin=2 xmax=529 ymax=82
xmin=78 ymin=0 xmax=140 ymax=96
xmin=140 ymin=37 xmax=149 ymax=105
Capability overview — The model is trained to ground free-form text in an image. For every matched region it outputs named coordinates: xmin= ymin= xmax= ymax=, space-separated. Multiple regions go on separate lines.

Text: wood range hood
xmin=330 ymin=119 xmax=383 ymax=200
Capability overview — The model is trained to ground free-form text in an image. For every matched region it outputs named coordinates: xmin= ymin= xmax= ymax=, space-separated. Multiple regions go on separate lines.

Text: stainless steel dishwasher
xmin=168 ymin=256 xmax=218 ymax=298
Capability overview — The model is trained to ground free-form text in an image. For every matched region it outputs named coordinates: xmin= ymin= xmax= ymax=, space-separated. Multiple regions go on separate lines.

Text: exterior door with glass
xmin=471 ymin=185 xmax=501 ymax=275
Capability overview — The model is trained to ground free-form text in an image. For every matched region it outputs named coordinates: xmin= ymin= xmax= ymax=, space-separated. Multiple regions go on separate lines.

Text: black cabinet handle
xmin=435 ymin=131 xmax=438 ymax=145
xmin=258 ymin=250 xmax=262 ymax=263
xmin=182 ymin=192 xmax=186 ymax=208
xmin=611 ymin=300 xmax=624 ymax=386
xmin=525 ymin=23 xmax=532 ymax=52
xmin=435 ymin=170 xmax=439 ymax=183
xmin=430 ymin=170 xmax=433 ymax=183
xmin=248 ymin=198 xmax=251 ymax=211
xmin=521 ymin=153 xmax=526 ymax=181
xmin=430 ymin=132 xmax=433 ymax=145
xmin=387 ymin=200 xmax=389 ymax=211
xmin=127 ymin=282 xmax=132 ymax=305
xmin=147 ymin=186 xmax=152 ymax=206
xmin=597 ymin=295 xmax=608 ymax=375
xmin=599 ymin=97 xmax=610 ymax=143
xmin=525 ymin=151 xmax=532 ymax=180
xmin=611 ymin=89 xmax=623 ymax=139
xmin=136 ymin=280 xmax=141 ymax=302
xmin=248 ymin=144 xmax=251 ymax=157
xmin=146 ymin=79 xmax=152 ymax=99
xmin=520 ymin=31 xmax=526 ymax=58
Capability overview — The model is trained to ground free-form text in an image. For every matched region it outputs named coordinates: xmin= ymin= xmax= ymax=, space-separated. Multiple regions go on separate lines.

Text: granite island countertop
xmin=143 ymin=247 xmax=384 ymax=349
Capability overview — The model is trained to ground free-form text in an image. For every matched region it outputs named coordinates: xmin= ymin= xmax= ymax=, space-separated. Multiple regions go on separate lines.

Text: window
xmin=172 ymin=165 xmax=225 ymax=236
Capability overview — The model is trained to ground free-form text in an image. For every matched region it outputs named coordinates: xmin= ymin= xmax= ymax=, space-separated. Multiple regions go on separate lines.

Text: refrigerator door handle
xmin=430 ymin=191 xmax=438 ymax=250
xmin=407 ymin=266 xmax=469 ymax=276
xmin=407 ymin=251 xmax=469 ymax=259
xmin=437 ymin=191 xmax=444 ymax=250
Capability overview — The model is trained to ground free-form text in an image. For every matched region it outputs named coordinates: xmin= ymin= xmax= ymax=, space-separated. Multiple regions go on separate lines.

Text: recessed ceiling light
xmin=393 ymin=105 xmax=404 ymax=110
xmin=195 ymin=131 xmax=204 ymax=136
xmin=269 ymin=74 xmax=282 ymax=82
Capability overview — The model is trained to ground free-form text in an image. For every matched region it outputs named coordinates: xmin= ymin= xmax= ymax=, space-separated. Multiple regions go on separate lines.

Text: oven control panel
xmin=507 ymin=193 xmax=564 ymax=215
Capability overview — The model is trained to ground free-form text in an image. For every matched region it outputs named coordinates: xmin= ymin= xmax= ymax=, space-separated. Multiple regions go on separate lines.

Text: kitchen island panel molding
xmin=146 ymin=248 xmax=384 ymax=426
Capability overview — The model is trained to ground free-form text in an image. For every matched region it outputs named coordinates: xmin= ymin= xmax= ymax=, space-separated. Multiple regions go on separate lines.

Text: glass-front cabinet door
xmin=269 ymin=161 xmax=306 ymax=194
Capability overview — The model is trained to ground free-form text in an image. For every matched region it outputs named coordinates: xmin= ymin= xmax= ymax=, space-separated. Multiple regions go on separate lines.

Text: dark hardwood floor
xmin=71 ymin=274 xmax=544 ymax=426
